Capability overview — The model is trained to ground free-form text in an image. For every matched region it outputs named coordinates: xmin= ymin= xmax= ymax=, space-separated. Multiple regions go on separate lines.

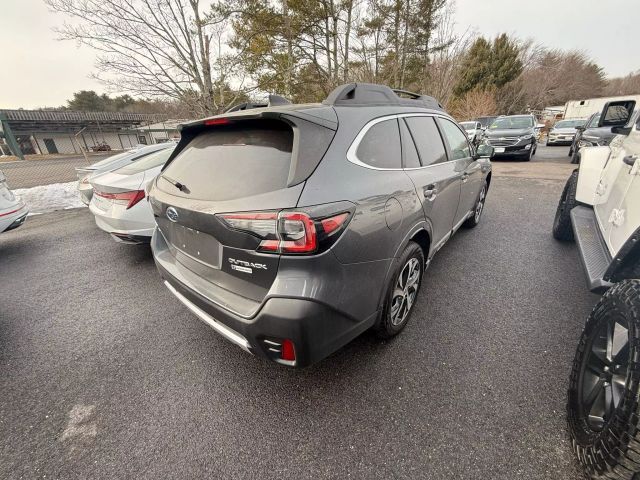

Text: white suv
xmin=552 ymin=99 xmax=640 ymax=479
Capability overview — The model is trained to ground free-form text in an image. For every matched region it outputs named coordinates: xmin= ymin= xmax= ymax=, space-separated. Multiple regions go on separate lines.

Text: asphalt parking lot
xmin=0 ymin=145 xmax=596 ymax=479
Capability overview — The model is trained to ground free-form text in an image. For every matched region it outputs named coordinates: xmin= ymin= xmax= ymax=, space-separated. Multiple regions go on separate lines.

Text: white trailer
xmin=564 ymin=94 xmax=640 ymax=119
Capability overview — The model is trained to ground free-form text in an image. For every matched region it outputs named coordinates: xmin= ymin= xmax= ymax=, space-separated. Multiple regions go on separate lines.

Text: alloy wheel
xmin=390 ymin=257 xmax=421 ymax=326
xmin=579 ymin=316 xmax=630 ymax=431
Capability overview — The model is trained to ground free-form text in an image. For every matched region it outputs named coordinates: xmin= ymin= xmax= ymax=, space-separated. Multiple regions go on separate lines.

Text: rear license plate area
xmin=157 ymin=218 xmax=222 ymax=268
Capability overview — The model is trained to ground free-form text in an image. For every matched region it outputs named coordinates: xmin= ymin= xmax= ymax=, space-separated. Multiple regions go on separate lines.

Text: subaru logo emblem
xmin=166 ymin=207 xmax=179 ymax=223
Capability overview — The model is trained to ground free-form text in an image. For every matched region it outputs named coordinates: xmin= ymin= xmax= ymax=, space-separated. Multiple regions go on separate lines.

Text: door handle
xmin=423 ymin=184 xmax=438 ymax=200
xmin=623 ymin=155 xmax=638 ymax=166
xmin=461 ymin=173 xmax=469 ymax=182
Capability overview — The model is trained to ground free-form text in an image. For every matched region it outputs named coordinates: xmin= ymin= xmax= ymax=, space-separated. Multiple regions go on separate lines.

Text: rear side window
xmin=116 ymin=148 xmax=174 ymax=175
xmin=356 ymin=119 xmax=401 ymax=169
xmin=160 ymin=121 xmax=293 ymax=201
xmin=438 ymin=119 xmax=471 ymax=160
xmin=404 ymin=116 xmax=447 ymax=166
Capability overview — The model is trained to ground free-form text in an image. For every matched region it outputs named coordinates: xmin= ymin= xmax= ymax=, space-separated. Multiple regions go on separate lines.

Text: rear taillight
xmin=94 ymin=189 xmax=145 ymax=209
xmin=219 ymin=209 xmax=350 ymax=255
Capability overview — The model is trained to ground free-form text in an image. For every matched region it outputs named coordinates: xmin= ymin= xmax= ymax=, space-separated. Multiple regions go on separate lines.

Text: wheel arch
xmin=605 ymin=225 xmax=640 ymax=283
xmin=378 ymin=223 xmax=432 ymax=311
xmin=575 ymin=146 xmax=611 ymax=205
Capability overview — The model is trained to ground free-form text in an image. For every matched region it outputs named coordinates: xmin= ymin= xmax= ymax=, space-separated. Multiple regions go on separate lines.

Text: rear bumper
xmin=0 ymin=202 xmax=28 ymax=233
xmin=90 ymin=201 xmax=155 ymax=241
xmin=151 ymin=229 xmax=379 ymax=367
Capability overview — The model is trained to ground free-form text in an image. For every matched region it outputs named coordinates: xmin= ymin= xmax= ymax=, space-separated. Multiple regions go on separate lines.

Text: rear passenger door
xmin=401 ymin=115 xmax=461 ymax=251
xmin=437 ymin=117 xmax=481 ymax=228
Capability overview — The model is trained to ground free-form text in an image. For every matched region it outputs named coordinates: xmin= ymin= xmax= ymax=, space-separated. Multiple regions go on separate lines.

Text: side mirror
xmin=598 ymin=100 xmax=636 ymax=128
xmin=612 ymin=125 xmax=632 ymax=136
xmin=474 ymin=144 xmax=494 ymax=159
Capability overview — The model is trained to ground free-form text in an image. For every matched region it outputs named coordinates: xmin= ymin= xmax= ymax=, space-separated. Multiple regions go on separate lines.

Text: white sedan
xmin=77 ymin=142 xmax=176 ymax=205
xmin=0 ymin=170 xmax=28 ymax=234
xmin=89 ymin=146 xmax=175 ymax=243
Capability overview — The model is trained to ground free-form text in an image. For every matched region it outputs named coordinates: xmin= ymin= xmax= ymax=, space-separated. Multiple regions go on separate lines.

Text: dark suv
xmin=148 ymin=83 xmax=493 ymax=367
xmin=483 ymin=114 xmax=537 ymax=160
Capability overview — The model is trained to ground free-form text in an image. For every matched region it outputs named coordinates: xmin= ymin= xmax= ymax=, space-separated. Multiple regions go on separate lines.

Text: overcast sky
xmin=1 ymin=0 xmax=639 ymax=109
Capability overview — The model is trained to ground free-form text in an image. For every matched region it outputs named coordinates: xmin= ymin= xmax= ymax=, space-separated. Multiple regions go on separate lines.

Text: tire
xmin=552 ymin=170 xmax=579 ymax=241
xmin=567 ymin=280 xmax=640 ymax=480
xmin=524 ymin=145 xmax=534 ymax=161
xmin=374 ymin=242 xmax=425 ymax=339
xmin=463 ymin=180 xmax=487 ymax=229
xmin=571 ymin=149 xmax=581 ymax=165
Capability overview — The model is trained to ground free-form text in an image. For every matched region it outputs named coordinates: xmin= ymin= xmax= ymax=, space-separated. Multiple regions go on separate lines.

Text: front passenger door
xmin=437 ymin=118 xmax=481 ymax=228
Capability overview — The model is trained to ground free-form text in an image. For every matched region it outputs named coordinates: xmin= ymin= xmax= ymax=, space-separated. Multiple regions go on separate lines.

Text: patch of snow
xmin=14 ymin=181 xmax=86 ymax=215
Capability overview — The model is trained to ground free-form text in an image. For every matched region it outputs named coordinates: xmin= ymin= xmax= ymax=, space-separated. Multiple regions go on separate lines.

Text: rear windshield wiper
xmin=161 ymin=174 xmax=189 ymax=194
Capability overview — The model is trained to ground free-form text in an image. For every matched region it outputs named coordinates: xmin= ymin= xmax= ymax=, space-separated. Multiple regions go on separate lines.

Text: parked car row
xmin=81 ymin=83 xmax=494 ymax=368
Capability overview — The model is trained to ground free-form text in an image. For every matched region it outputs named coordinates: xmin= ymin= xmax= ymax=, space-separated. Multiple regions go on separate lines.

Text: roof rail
xmin=323 ymin=83 xmax=443 ymax=110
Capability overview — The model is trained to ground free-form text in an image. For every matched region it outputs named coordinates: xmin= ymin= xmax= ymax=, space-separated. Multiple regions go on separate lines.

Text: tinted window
xmin=116 ymin=148 xmax=174 ymax=175
xmin=399 ymin=120 xmax=421 ymax=168
xmin=356 ymin=119 xmax=402 ymax=169
xmin=89 ymin=150 xmax=138 ymax=169
xmin=438 ymin=119 xmax=471 ymax=160
xmin=554 ymin=120 xmax=585 ymax=128
xmin=159 ymin=121 xmax=293 ymax=201
xmin=405 ymin=116 xmax=447 ymax=166
xmin=588 ymin=113 xmax=601 ymax=127
xmin=489 ymin=116 xmax=534 ymax=129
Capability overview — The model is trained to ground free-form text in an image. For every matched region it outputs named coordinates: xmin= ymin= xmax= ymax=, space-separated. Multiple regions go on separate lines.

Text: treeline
xmin=63 ymin=90 xmax=196 ymax=117
xmin=46 ymin=0 xmax=639 ymax=118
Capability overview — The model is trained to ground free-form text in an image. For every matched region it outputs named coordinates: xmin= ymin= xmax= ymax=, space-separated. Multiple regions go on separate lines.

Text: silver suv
xmin=148 ymin=83 xmax=493 ymax=367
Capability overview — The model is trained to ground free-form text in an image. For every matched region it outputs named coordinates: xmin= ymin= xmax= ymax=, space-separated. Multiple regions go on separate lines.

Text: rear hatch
xmin=149 ymin=109 xmax=337 ymax=310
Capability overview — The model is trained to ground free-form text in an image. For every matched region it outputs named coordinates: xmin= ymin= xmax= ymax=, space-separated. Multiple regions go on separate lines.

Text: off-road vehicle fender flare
xmin=377 ymin=222 xmax=432 ymax=311
xmin=604 ymin=225 xmax=640 ymax=283
xmin=575 ymin=146 xmax=611 ymax=205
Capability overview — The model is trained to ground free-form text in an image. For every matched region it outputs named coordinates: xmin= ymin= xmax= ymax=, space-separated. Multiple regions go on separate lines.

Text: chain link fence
xmin=0 ymin=110 xmax=185 ymax=190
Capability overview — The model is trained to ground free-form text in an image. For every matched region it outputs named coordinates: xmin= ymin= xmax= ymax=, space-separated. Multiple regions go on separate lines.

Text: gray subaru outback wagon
xmin=148 ymin=83 xmax=493 ymax=367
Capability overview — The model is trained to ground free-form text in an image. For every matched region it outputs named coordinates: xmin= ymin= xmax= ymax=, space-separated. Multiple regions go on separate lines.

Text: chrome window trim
xmin=346 ymin=113 xmax=469 ymax=171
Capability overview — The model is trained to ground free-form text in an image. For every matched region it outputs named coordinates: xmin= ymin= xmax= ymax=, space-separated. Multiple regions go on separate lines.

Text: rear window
xmin=116 ymin=148 xmax=174 ymax=175
xmin=160 ymin=121 xmax=293 ymax=201
xmin=89 ymin=150 xmax=134 ymax=168
xmin=356 ymin=119 xmax=401 ymax=169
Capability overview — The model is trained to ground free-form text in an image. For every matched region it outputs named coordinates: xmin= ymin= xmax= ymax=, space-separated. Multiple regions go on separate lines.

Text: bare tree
xmin=424 ymin=4 xmax=474 ymax=107
xmin=45 ymin=0 xmax=242 ymax=115
xmin=605 ymin=71 xmax=640 ymax=96
xmin=448 ymin=87 xmax=497 ymax=120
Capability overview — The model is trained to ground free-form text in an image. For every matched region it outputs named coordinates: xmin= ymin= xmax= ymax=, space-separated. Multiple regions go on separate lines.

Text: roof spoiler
xmin=322 ymin=83 xmax=443 ymax=110
xmin=225 ymin=94 xmax=292 ymax=113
